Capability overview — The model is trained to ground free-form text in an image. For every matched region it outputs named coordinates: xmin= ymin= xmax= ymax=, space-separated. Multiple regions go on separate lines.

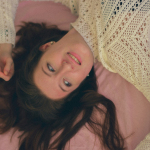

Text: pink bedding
xmin=0 ymin=1 xmax=150 ymax=150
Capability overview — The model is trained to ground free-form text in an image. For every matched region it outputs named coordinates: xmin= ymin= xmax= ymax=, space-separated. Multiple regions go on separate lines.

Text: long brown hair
xmin=0 ymin=22 xmax=125 ymax=150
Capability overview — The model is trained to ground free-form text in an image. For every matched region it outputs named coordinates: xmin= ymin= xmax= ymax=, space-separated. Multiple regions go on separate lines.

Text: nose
xmin=62 ymin=60 xmax=74 ymax=69
xmin=55 ymin=60 xmax=73 ymax=79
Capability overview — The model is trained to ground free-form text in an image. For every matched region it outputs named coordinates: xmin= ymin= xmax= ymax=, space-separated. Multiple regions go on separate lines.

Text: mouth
xmin=68 ymin=52 xmax=81 ymax=65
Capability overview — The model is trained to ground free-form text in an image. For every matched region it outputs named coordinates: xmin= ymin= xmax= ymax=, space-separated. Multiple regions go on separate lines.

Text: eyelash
xmin=47 ymin=63 xmax=55 ymax=72
xmin=64 ymin=80 xmax=72 ymax=87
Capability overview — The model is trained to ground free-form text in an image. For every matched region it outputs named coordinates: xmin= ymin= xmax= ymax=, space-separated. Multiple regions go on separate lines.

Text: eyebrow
xmin=42 ymin=67 xmax=67 ymax=92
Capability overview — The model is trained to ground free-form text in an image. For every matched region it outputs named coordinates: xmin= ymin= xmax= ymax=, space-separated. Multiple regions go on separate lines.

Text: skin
xmin=33 ymin=28 xmax=94 ymax=100
xmin=0 ymin=43 xmax=14 ymax=81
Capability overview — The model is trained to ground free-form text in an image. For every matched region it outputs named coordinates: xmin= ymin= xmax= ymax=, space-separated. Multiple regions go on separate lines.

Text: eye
xmin=47 ymin=63 xmax=55 ymax=72
xmin=64 ymin=79 xmax=72 ymax=87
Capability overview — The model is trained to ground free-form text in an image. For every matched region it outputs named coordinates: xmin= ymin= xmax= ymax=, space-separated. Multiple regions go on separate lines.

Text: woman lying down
xmin=0 ymin=0 xmax=149 ymax=150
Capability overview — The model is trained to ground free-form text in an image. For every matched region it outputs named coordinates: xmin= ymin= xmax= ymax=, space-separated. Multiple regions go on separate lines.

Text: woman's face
xmin=33 ymin=28 xmax=94 ymax=100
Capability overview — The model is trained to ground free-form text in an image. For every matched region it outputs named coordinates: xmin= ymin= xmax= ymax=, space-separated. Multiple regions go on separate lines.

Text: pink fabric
xmin=14 ymin=1 xmax=77 ymax=31
xmin=0 ymin=1 xmax=150 ymax=150
xmin=94 ymin=61 xmax=150 ymax=149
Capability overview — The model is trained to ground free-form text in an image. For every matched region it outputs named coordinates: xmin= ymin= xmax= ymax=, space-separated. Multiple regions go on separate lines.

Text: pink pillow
xmin=15 ymin=1 xmax=77 ymax=31
xmin=94 ymin=60 xmax=150 ymax=149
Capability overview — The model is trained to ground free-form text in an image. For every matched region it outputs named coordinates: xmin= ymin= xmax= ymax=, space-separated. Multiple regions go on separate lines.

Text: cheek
xmin=73 ymin=71 xmax=89 ymax=85
xmin=83 ymin=62 xmax=93 ymax=75
xmin=45 ymin=50 xmax=63 ymax=62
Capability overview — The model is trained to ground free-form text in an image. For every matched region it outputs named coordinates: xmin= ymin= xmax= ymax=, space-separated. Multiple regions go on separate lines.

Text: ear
xmin=39 ymin=42 xmax=52 ymax=52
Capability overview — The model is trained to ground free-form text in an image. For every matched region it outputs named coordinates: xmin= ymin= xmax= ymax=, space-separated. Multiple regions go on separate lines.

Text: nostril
xmin=63 ymin=60 xmax=67 ymax=64
xmin=62 ymin=60 xmax=74 ymax=69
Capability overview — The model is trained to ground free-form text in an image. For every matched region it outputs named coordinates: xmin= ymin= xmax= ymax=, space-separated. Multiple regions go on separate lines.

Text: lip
xmin=68 ymin=52 xmax=82 ymax=65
